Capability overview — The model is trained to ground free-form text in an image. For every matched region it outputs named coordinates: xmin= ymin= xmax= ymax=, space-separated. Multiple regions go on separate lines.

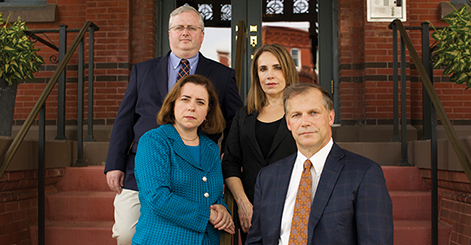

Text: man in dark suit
xmin=104 ymin=5 xmax=242 ymax=245
xmin=246 ymin=83 xmax=393 ymax=245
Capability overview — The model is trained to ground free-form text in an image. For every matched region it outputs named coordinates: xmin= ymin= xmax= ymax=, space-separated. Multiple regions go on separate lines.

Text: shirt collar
xmin=296 ymin=138 xmax=334 ymax=176
xmin=169 ymin=52 xmax=199 ymax=70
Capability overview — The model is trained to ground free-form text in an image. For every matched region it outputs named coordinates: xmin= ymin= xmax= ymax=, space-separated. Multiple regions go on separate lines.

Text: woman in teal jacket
xmin=133 ymin=75 xmax=235 ymax=245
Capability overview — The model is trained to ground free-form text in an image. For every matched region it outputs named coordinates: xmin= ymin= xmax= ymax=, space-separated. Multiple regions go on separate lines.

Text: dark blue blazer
xmin=246 ymin=143 xmax=394 ymax=245
xmin=104 ymin=52 xmax=243 ymax=190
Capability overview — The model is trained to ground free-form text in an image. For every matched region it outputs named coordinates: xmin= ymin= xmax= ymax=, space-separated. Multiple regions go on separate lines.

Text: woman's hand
xmin=209 ymin=204 xmax=235 ymax=234
xmin=238 ymin=199 xmax=253 ymax=233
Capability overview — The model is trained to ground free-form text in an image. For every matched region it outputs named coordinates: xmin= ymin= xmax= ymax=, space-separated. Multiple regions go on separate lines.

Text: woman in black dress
xmin=222 ymin=43 xmax=299 ymax=242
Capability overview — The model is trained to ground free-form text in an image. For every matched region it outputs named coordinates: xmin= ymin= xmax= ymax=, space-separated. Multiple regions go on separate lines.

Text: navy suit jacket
xmin=246 ymin=143 xmax=394 ymax=245
xmin=104 ymin=52 xmax=243 ymax=190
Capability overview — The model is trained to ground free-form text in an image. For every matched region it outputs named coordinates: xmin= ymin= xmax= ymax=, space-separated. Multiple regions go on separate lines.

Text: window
xmin=0 ymin=0 xmax=46 ymax=6
xmin=290 ymin=48 xmax=301 ymax=70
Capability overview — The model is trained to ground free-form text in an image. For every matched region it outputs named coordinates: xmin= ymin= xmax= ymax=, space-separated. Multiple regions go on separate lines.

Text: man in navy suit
xmin=104 ymin=5 xmax=242 ymax=245
xmin=246 ymin=83 xmax=393 ymax=245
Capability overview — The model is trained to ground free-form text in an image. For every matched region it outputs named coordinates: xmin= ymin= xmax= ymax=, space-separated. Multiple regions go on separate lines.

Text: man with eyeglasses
xmin=104 ymin=5 xmax=243 ymax=245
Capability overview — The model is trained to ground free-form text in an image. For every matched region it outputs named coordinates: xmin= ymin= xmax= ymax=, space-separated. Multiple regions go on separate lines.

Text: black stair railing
xmin=0 ymin=21 xmax=99 ymax=245
xmin=390 ymin=19 xmax=471 ymax=245
xmin=24 ymin=24 xmax=98 ymax=159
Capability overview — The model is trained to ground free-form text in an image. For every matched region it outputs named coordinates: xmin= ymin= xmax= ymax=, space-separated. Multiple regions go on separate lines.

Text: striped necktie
xmin=288 ymin=159 xmax=312 ymax=244
xmin=177 ymin=59 xmax=190 ymax=81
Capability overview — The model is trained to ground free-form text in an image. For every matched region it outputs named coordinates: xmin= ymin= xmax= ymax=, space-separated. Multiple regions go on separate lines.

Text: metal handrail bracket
xmin=0 ymin=21 xmax=99 ymax=177
xmin=392 ymin=19 xmax=471 ymax=182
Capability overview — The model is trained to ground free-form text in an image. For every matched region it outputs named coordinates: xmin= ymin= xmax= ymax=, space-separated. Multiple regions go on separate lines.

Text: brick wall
xmin=0 ymin=169 xmax=64 ymax=245
xmin=9 ymin=0 xmax=471 ymax=126
xmin=338 ymin=0 xmax=366 ymax=123
xmin=420 ymin=169 xmax=471 ymax=245
xmin=12 ymin=0 xmax=140 ymax=126
xmin=338 ymin=0 xmax=471 ymax=125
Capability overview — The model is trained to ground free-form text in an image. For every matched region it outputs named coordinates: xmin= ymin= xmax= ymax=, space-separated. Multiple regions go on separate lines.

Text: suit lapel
xmin=198 ymin=135 xmax=219 ymax=172
xmin=270 ymin=153 xmax=297 ymax=241
xmin=308 ymin=144 xmax=345 ymax=244
xmin=154 ymin=52 xmax=170 ymax=103
xmin=267 ymin=116 xmax=289 ymax=157
xmin=245 ymin=110 xmax=265 ymax=161
xmin=195 ymin=53 xmax=212 ymax=77
xmin=166 ymin=125 xmax=204 ymax=171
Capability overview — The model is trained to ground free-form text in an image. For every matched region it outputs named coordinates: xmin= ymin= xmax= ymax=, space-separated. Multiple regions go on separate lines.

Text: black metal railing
xmin=0 ymin=21 xmax=99 ymax=245
xmin=390 ymin=19 xmax=471 ymax=245
xmin=24 ymin=24 xmax=98 ymax=163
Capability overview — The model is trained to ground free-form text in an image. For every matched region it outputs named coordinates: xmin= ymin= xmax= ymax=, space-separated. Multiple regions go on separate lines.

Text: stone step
xmin=390 ymin=191 xmax=431 ymax=220
xmin=33 ymin=164 xmax=445 ymax=244
xmin=29 ymin=221 xmax=115 ymax=245
xmin=393 ymin=220 xmax=452 ymax=245
xmin=46 ymin=191 xmax=115 ymax=221
xmin=382 ymin=166 xmax=430 ymax=192
xmin=56 ymin=166 xmax=109 ymax=192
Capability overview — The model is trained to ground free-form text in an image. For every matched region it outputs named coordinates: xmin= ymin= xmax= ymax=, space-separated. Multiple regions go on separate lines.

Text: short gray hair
xmin=169 ymin=5 xmax=205 ymax=32
xmin=283 ymin=83 xmax=334 ymax=113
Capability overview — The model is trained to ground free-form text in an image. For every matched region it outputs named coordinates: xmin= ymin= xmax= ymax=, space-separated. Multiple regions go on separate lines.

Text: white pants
xmin=112 ymin=189 xmax=140 ymax=245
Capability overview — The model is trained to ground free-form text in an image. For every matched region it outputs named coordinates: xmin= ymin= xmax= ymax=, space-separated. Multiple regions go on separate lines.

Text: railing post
xmin=38 ymin=105 xmax=46 ymax=245
xmin=400 ymin=35 xmax=410 ymax=165
xmin=55 ymin=24 xmax=68 ymax=140
xmin=76 ymin=39 xmax=85 ymax=167
xmin=422 ymin=22 xmax=432 ymax=140
xmin=389 ymin=24 xmax=471 ymax=245
xmin=420 ymin=22 xmax=438 ymax=244
xmin=392 ymin=22 xmax=400 ymax=142
xmin=85 ymin=26 xmax=96 ymax=142
xmin=431 ymin=91 xmax=438 ymax=245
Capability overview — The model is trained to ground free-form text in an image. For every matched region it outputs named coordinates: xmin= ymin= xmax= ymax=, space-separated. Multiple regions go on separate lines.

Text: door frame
xmin=155 ymin=0 xmax=339 ymax=122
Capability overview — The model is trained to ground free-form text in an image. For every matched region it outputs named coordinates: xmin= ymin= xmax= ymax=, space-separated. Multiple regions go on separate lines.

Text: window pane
xmin=290 ymin=48 xmax=301 ymax=70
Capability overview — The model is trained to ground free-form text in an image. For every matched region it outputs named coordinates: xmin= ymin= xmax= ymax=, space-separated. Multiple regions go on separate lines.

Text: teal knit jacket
xmin=133 ymin=124 xmax=228 ymax=245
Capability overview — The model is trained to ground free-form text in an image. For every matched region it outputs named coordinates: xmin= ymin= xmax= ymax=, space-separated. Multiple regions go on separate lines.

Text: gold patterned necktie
xmin=177 ymin=59 xmax=190 ymax=81
xmin=288 ymin=159 xmax=312 ymax=245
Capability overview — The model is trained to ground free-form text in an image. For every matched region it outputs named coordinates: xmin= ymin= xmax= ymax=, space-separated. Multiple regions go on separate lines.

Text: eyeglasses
xmin=169 ymin=25 xmax=202 ymax=33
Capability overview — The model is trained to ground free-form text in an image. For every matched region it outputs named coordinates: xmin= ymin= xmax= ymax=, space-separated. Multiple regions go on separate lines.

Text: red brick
xmin=7 ymin=172 xmax=24 ymax=182
xmin=12 ymin=209 xmax=27 ymax=221
xmin=0 ymin=233 xmax=20 ymax=245
xmin=460 ymin=214 xmax=471 ymax=227
xmin=4 ymin=202 xmax=19 ymax=212
xmin=457 ymin=233 xmax=471 ymax=245
xmin=0 ymin=212 xmax=13 ymax=224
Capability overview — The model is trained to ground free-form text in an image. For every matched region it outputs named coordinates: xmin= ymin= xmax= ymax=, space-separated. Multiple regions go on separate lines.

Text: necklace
xmin=174 ymin=125 xmax=198 ymax=141
xmin=181 ymin=135 xmax=199 ymax=141
xmin=267 ymin=104 xmax=281 ymax=109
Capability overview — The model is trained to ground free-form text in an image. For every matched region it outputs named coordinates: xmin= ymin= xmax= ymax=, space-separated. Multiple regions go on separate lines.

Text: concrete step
xmin=338 ymin=142 xmax=402 ymax=166
xmin=390 ymin=191 xmax=431 ymax=221
xmin=46 ymin=191 xmax=115 ymax=221
xmin=382 ymin=166 xmax=430 ymax=192
xmin=29 ymin=221 xmax=115 ymax=245
xmin=34 ymin=165 xmax=445 ymax=244
xmin=394 ymin=220 xmax=452 ymax=245
xmin=57 ymin=166 xmax=109 ymax=192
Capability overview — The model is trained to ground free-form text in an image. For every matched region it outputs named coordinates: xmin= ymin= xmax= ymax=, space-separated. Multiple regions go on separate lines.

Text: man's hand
xmin=106 ymin=170 xmax=125 ymax=194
